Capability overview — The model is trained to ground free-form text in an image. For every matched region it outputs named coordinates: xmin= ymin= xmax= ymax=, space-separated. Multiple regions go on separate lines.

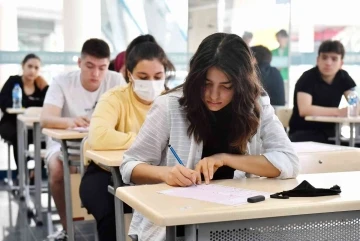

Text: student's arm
xmin=195 ymin=96 xmax=299 ymax=183
xmin=40 ymin=104 xmax=89 ymax=129
xmin=297 ymin=92 xmax=347 ymax=117
xmin=35 ymin=76 xmax=49 ymax=91
xmin=342 ymin=71 xmax=357 ymax=101
xmin=0 ymin=77 xmax=15 ymax=112
xmin=120 ymin=96 xmax=197 ymax=187
xmin=88 ymin=93 xmax=137 ymax=150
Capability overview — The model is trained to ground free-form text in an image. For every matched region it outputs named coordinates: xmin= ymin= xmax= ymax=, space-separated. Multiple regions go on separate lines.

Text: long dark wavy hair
xmin=178 ymin=33 xmax=262 ymax=153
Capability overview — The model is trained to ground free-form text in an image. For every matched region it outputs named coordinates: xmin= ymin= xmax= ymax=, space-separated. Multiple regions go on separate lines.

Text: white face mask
xmin=131 ymin=75 xmax=165 ymax=102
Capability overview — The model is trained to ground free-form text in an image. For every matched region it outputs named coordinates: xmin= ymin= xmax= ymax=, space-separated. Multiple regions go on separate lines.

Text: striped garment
xmin=120 ymin=89 xmax=299 ymax=241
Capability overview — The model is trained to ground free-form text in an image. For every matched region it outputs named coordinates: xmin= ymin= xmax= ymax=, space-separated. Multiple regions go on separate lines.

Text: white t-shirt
xmin=44 ymin=69 xmax=126 ymax=160
xmin=44 ymin=69 xmax=126 ymax=117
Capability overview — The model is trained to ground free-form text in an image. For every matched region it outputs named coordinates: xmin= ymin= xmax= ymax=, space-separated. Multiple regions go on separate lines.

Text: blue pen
xmin=168 ymin=145 xmax=197 ymax=186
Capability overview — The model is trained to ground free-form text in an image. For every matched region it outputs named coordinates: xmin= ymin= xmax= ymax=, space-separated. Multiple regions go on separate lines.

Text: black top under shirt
xmin=0 ymin=75 xmax=48 ymax=124
xmin=201 ymin=103 xmax=239 ymax=180
xmin=289 ymin=67 xmax=356 ymax=134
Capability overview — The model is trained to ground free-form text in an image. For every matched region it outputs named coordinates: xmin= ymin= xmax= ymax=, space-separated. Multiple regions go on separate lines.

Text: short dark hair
xmin=276 ymin=29 xmax=288 ymax=38
xmin=318 ymin=40 xmax=345 ymax=59
xmin=178 ymin=33 xmax=262 ymax=153
xmin=22 ymin=53 xmax=40 ymax=65
xmin=81 ymin=38 xmax=110 ymax=59
xmin=251 ymin=45 xmax=272 ymax=65
xmin=125 ymin=34 xmax=175 ymax=85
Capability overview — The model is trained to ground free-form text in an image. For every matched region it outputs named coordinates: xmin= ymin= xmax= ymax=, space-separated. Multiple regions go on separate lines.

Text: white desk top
xmin=6 ymin=108 xmax=25 ymax=114
xmin=116 ymin=172 xmax=360 ymax=226
xmin=305 ymin=115 xmax=360 ymax=123
xmin=292 ymin=141 xmax=357 ymax=154
xmin=17 ymin=114 xmax=40 ymax=125
xmin=42 ymin=128 xmax=87 ymax=140
xmin=85 ymin=150 xmax=125 ymax=167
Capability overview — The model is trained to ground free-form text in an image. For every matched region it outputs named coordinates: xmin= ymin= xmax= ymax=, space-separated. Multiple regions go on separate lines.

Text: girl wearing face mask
xmin=0 ymin=53 xmax=48 ymax=174
xmin=120 ymin=33 xmax=299 ymax=241
xmin=79 ymin=34 xmax=175 ymax=241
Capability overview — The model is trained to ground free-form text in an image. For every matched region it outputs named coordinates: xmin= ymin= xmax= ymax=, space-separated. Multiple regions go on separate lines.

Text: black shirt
xmin=289 ymin=67 xmax=356 ymax=133
xmin=201 ymin=104 xmax=239 ymax=180
xmin=0 ymin=75 xmax=48 ymax=124
xmin=258 ymin=63 xmax=285 ymax=106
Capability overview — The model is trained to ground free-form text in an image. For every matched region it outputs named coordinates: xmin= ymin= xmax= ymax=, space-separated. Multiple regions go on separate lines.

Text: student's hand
xmin=195 ymin=154 xmax=227 ymax=184
xmin=68 ymin=116 xmax=90 ymax=128
xmin=164 ymin=164 xmax=197 ymax=187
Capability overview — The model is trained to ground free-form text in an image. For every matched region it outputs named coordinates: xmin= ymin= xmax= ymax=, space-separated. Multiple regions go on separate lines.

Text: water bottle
xmin=347 ymin=91 xmax=358 ymax=117
xmin=12 ymin=84 xmax=22 ymax=109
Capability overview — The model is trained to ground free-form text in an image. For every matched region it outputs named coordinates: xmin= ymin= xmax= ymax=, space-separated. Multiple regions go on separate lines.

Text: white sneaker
xmin=47 ymin=229 xmax=68 ymax=241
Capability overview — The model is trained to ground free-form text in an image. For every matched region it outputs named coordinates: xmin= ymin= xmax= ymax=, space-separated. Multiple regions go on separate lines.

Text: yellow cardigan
xmin=88 ymin=84 xmax=151 ymax=150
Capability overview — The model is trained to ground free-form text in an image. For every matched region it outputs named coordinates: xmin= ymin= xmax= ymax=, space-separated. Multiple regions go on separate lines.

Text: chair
xmin=275 ymin=107 xmax=292 ymax=131
xmin=80 ymin=137 xmax=132 ymax=241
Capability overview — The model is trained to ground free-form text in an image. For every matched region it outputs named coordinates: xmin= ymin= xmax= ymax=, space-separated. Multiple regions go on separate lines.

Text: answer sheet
xmin=159 ymin=184 xmax=271 ymax=206
xmin=70 ymin=127 xmax=89 ymax=132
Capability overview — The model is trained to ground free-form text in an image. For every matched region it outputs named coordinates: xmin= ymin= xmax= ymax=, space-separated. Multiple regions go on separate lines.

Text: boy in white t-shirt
xmin=40 ymin=38 xmax=126 ymax=240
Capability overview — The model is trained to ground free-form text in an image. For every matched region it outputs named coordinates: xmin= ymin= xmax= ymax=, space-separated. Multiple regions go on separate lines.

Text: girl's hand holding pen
xmin=164 ymin=164 xmax=198 ymax=187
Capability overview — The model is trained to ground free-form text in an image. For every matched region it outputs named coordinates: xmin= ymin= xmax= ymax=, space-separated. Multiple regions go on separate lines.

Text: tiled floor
xmin=0 ymin=187 xmax=97 ymax=241
xmin=0 ymin=140 xmax=97 ymax=241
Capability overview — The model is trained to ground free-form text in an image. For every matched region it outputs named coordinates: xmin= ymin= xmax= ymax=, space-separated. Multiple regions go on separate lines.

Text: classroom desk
xmin=85 ymin=149 xmax=126 ymax=241
xmin=305 ymin=116 xmax=360 ymax=147
xmin=298 ymin=149 xmax=360 ymax=174
xmin=17 ymin=114 xmax=43 ymax=225
xmin=6 ymin=108 xmax=26 ymax=115
xmin=116 ymin=172 xmax=360 ymax=241
xmin=42 ymin=128 xmax=87 ymax=241
xmin=292 ymin=141 xmax=357 ymax=154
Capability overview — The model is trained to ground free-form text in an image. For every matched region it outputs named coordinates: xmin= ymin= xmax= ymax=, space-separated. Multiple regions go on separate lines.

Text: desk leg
xmin=166 ymin=226 xmax=176 ymax=241
xmin=60 ymin=140 xmax=75 ymax=241
xmin=17 ymin=119 xmax=26 ymax=199
xmin=335 ymin=123 xmax=341 ymax=145
xmin=110 ymin=167 xmax=126 ymax=241
xmin=33 ymin=122 xmax=43 ymax=225
xmin=350 ymin=123 xmax=355 ymax=147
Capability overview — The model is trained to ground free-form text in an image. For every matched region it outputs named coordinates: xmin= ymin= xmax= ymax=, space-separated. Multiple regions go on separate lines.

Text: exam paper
xmin=159 ymin=184 xmax=271 ymax=206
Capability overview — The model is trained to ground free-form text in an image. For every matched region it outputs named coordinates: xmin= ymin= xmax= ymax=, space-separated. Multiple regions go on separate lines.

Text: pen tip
xmin=168 ymin=144 xmax=171 ymax=147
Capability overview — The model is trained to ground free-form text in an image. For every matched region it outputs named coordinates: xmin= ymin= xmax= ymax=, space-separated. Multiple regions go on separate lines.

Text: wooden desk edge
xmin=115 ymin=186 xmax=360 ymax=226
xmin=42 ymin=128 xmax=87 ymax=140
xmin=305 ymin=116 xmax=360 ymax=123
xmin=6 ymin=108 xmax=25 ymax=114
xmin=17 ymin=114 xmax=40 ymax=124
xmin=85 ymin=150 xmax=125 ymax=167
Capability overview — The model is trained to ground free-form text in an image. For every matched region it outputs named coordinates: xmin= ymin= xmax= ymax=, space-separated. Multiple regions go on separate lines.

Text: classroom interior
xmin=1 ymin=0 xmax=360 ymax=241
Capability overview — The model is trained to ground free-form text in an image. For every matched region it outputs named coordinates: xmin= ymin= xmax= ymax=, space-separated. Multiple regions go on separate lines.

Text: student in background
xmin=251 ymin=45 xmax=285 ymax=106
xmin=108 ymin=51 xmax=126 ymax=77
xmin=242 ymin=31 xmax=253 ymax=46
xmin=79 ymin=34 xmax=175 ymax=241
xmin=0 ymin=54 xmax=48 ymax=172
xmin=40 ymin=39 xmax=126 ymax=241
xmin=289 ymin=40 xmax=356 ymax=143
xmin=120 ymin=33 xmax=299 ymax=240
xmin=272 ymin=29 xmax=289 ymax=81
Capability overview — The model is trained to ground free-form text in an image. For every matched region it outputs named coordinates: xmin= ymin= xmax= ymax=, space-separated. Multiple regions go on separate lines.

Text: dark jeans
xmin=79 ymin=162 xmax=132 ymax=241
xmin=289 ymin=130 xmax=335 ymax=144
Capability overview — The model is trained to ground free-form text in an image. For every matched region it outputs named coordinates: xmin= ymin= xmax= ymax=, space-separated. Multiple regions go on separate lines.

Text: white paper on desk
xmin=158 ymin=184 xmax=271 ymax=206
xmin=70 ymin=127 xmax=89 ymax=133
